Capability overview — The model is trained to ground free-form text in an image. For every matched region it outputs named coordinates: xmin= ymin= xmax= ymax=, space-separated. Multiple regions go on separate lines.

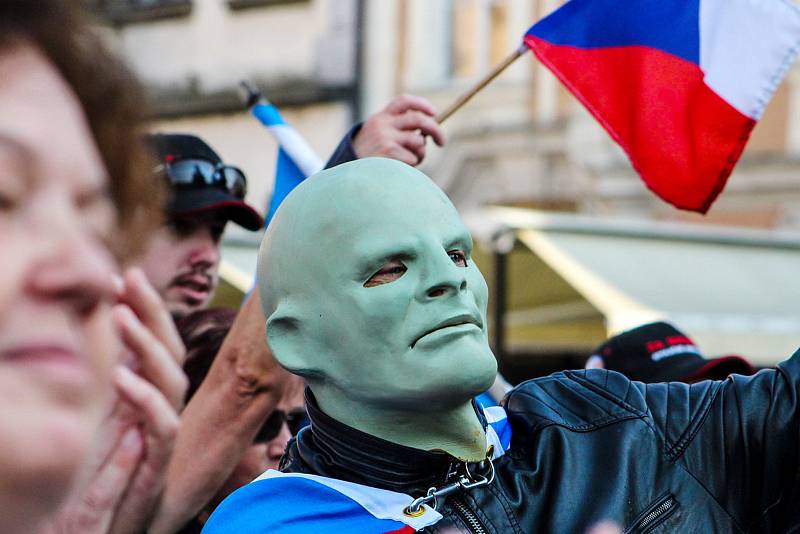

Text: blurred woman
xmin=0 ymin=2 xmax=185 ymax=533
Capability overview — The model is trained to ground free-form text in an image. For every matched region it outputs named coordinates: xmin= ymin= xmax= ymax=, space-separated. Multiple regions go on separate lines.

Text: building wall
xmin=100 ymin=0 xmax=358 ymax=241
xmin=109 ymin=0 xmax=357 ymax=108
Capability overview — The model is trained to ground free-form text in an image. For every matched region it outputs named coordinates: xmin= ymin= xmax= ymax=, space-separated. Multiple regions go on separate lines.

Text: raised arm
xmin=325 ymin=94 xmax=445 ymax=169
xmin=640 ymin=349 xmax=800 ymax=530
xmin=151 ymin=291 xmax=289 ymax=533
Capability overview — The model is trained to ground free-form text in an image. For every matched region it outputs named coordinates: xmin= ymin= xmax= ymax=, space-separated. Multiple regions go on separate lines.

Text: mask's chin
xmin=357 ymin=345 xmax=497 ymax=411
xmin=408 ymin=336 xmax=497 ymax=390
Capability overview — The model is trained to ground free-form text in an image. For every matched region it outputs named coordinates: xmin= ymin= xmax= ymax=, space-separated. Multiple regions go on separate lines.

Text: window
xmin=91 ymin=0 xmax=192 ymax=24
xmin=227 ymin=0 xmax=308 ymax=11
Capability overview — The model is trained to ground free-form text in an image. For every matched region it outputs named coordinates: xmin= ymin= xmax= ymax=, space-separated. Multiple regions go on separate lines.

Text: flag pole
xmin=436 ymin=42 xmax=529 ymax=124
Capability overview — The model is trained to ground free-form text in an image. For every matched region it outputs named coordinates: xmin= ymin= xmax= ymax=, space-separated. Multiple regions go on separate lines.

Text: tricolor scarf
xmin=202 ymin=405 xmax=512 ymax=533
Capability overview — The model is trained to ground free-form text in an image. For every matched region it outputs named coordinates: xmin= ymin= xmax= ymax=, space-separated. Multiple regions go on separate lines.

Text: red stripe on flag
xmin=383 ymin=526 xmax=416 ymax=534
xmin=524 ymin=35 xmax=756 ymax=213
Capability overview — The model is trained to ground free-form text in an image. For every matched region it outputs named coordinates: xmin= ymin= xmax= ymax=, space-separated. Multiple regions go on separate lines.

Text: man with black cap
xmin=136 ymin=133 xmax=264 ymax=319
xmin=586 ymin=321 xmax=755 ymax=383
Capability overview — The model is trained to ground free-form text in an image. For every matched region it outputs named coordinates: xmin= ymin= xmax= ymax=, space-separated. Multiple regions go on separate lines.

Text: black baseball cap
xmin=147 ymin=133 xmax=264 ymax=231
xmin=589 ymin=321 xmax=754 ymax=383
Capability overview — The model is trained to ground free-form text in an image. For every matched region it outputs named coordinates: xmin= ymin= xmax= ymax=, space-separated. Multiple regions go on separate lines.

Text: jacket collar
xmin=291 ymin=388 xmax=488 ymax=496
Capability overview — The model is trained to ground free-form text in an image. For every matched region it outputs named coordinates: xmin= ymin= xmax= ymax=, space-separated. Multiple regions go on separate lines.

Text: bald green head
xmin=257 ymin=157 xmax=497 ymax=416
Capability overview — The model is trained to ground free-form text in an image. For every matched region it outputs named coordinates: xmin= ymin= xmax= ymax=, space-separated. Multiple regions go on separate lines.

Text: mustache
xmin=170 ymin=270 xmax=215 ymax=289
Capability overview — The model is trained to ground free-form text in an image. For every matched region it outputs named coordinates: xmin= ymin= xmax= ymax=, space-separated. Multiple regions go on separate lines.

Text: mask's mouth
xmin=411 ymin=313 xmax=483 ymax=348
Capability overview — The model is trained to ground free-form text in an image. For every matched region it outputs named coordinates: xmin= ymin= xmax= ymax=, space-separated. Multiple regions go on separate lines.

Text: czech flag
xmin=524 ymin=0 xmax=800 ymax=212
xmin=250 ymin=101 xmax=324 ymax=226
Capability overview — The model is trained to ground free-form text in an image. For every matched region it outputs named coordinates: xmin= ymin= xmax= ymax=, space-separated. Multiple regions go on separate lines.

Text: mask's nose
xmin=419 ymin=249 xmax=468 ymax=301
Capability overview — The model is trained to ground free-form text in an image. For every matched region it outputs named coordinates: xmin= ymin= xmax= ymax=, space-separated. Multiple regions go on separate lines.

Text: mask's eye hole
xmin=448 ymin=250 xmax=468 ymax=267
xmin=364 ymin=259 xmax=407 ymax=288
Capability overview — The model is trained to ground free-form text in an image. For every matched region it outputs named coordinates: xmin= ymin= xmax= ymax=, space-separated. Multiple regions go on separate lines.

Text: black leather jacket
xmin=282 ymin=349 xmax=800 ymax=533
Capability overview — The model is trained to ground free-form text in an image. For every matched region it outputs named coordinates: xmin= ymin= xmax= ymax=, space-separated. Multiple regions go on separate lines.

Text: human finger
xmin=120 ymin=268 xmax=185 ymax=363
xmin=385 ymin=94 xmax=437 ymax=117
xmin=46 ymin=427 xmax=143 ymax=534
xmin=79 ymin=428 xmax=143 ymax=518
xmin=111 ymin=273 xmax=125 ymax=301
xmin=396 ymin=131 xmax=427 ymax=163
xmin=114 ymin=305 xmax=188 ymax=411
xmin=416 ymin=119 xmax=445 ymax=147
xmin=109 ymin=368 xmax=178 ymax=534
xmin=90 ymin=400 xmax=138 ymax=474
xmin=384 ymin=145 xmax=420 ymax=166
xmin=393 ymin=111 xmax=445 ymax=146
xmin=114 ymin=365 xmax=181 ymax=441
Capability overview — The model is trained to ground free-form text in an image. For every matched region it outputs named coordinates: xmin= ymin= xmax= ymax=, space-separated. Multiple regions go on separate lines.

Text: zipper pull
xmin=403 ymin=455 xmax=496 ymax=516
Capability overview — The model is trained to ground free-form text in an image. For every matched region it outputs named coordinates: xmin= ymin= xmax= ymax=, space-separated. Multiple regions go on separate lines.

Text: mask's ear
xmin=266 ymin=307 xmax=315 ymax=376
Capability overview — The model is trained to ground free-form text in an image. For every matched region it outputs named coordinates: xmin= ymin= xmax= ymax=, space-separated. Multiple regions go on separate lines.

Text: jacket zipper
xmin=635 ymin=495 xmax=676 ymax=532
xmin=449 ymin=496 xmax=488 ymax=534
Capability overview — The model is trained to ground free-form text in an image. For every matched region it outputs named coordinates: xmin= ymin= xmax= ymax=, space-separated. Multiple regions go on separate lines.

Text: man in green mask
xmin=258 ymin=157 xmax=497 ymax=462
xmin=204 ymin=158 xmax=800 ymax=533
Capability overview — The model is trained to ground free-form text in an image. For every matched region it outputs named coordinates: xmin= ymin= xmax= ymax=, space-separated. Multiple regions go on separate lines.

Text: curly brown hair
xmin=0 ymin=0 xmax=163 ymax=258
xmin=176 ymin=308 xmax=238 ymax=402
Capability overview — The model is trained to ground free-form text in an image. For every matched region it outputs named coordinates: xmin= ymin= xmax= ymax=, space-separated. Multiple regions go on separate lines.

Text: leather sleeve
xmin=323 ymin=123 xmax=362 ymax=169
xmin=637 ymin=348 xmax=800 ymax=530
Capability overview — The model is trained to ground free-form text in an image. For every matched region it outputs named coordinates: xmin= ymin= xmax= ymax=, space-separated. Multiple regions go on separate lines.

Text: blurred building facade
xmin=96 ymin=0 xmax=800 ymax=378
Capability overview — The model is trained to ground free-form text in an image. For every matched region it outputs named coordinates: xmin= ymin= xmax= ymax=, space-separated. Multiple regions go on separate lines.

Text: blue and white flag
xmin=202 ymin=406 xmax=513 ymax=533
xmin=202 ymin=471 xmax=440 ymax=534
xmin=250 ymin=101 xmax=324 ymax=226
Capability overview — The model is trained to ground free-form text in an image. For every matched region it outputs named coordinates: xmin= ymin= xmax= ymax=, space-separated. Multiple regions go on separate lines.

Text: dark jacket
xmin=282 ymin=349 xmax=800 ymax=533
xmin=324 ymin=124 xmax=361 ymax=169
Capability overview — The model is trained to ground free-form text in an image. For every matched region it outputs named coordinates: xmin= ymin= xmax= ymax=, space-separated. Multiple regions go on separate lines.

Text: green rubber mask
xmin=257 ymin=158 xmax=497 ymax=428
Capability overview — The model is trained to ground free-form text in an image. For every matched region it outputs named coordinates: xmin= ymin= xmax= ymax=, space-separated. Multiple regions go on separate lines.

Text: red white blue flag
xmin=524 ymin=0 xmax=800 ymax=212
xmin=201 ymin=471 xmax=441 ymax=534
xmin=202 ymin=406 xmax=512 ymax=533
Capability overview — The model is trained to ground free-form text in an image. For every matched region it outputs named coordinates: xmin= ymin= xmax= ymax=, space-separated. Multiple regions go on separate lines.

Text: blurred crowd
xmin=0 ymin=2 xmax=772 ymax=534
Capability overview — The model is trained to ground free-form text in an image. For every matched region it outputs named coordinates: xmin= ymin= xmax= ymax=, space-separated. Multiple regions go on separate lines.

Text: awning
xmin=216 ymin=209 xmax=800 ymax=365
xmin=467 ymin=207 xmax=800 ymax=366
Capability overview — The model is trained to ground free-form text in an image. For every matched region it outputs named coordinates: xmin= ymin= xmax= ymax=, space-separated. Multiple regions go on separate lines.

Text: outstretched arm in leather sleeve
xmin=149 ymin=291 xmax=290 ymax=533
xmin=640 ymin=349 xmax=800 ymax=531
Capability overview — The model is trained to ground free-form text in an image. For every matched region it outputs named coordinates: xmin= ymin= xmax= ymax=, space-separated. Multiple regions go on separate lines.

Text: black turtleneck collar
xmin=281 ymin=388 xmax=487 ymax=497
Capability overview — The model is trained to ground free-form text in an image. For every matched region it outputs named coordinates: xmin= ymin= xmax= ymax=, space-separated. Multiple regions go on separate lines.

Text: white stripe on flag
xmin=700 ymin=0 xmax=800 ymax=119
xmin=482 ymin=405 xmax=507 ymax=424
xmin=268 ymin=124 xmax=324 ymax=178
xmin=255 ymin=470 xmax=443 ymax=530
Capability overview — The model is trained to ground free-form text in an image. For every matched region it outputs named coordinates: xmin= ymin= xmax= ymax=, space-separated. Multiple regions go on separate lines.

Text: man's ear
xmin=266 ymin=308 xmax=315 ymax=376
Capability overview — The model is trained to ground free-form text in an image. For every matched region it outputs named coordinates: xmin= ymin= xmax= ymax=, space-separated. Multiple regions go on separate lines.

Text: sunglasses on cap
xmin=156 ymin=157 xmax=248 ymax=199
xmin=253 ymin=408 xmax=308 ymax=444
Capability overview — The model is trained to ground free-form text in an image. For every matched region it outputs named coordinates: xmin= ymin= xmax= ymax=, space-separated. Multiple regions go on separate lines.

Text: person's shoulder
xmin=202 ymin=471 xmax=439 ymax=534
xmin=203 ymin=474 xmax=354 ymax=534
xmin=503 ymin=369 xmax=649 ymax=432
